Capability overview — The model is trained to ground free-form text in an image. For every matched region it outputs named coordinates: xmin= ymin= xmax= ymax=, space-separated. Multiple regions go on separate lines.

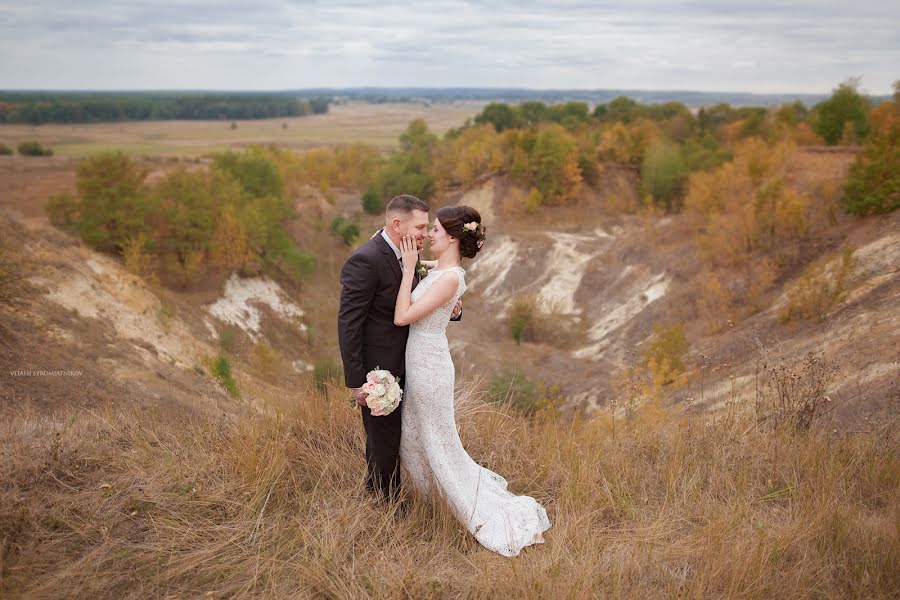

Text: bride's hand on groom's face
xmin=400 ymin=235 xmax=418 ymax=273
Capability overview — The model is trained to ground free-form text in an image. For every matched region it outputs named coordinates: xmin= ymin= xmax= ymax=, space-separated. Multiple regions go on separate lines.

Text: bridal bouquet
xmin=360 ymin=368 xmax=402 ymax=416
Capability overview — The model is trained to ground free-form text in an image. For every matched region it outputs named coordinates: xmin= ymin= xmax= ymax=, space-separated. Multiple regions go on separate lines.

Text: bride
xmin=393 ymin=205 xmax=551 ymax=557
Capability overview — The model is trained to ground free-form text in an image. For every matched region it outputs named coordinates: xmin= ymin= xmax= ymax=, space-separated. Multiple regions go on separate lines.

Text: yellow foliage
xmin=121 ymin=233 xmax=158 ymax=285
xmin=525 ymin=187 xmax=543 ymax=211
xmin=166 ymin=249 xmax=206 ymax=288
xmin=791 ymin=122 xmax=825 ymax=145
xmin=869 ymin=100 xmax=900 ymax=137
xmin=446 ymin=125 xmax=504 ymax=187
xmin=210 ymin=205 xmax=253 ymax=271
xmin=598 ymin=119 xmax=662 ymax=163
xmin=686 ymin=139 xmax=810 ymax=271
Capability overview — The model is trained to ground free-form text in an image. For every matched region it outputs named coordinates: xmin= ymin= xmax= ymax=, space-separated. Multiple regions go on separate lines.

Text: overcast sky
xmin=2 ymin=1 xmax=898 ymax=94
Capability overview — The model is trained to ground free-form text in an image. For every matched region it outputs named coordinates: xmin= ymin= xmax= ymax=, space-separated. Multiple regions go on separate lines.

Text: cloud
xmin=1 ymin=0 xmax=898 ymax=93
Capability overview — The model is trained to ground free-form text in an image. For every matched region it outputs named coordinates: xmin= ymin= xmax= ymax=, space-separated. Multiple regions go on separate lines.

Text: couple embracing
xmin=337 ymin=194 xmax=551 ymax=557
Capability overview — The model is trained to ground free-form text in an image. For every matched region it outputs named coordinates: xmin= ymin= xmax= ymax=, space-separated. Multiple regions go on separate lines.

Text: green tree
xmin=76 ymin=152 xmax=152 ymax=253
xmin=812 ymin=79 xmax=871 ymax=145
xmin=373 ymin=119 xmax=437 ymax=201
xmin=604 ymin=96 xmax=641 ymax=123
xmin=529 ymin=124 xmax=582 ymax=204
xmin=154 ymin=168 xmax=239 ymax=268
xmin=549 ymin=101 xmax=590 ymax=129
xmin=841 ymin=82 xmax=900 ymax=215
xmin=520 ymin=101 xmax=549 ymax=124
xmin=474 ymin=103 xmax=522 ymax=132
xmin=213 ymin=151 xmax=283 ymax=199
xmin=640 ymin=141 xmax=688 ymax=210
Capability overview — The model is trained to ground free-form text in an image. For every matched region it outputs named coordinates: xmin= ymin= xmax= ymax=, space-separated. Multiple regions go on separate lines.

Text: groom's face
xmin=400 ymin=209 xmax=429 ymax=250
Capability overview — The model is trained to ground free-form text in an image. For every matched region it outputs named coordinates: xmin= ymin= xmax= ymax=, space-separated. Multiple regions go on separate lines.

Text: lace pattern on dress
xmin=400 ymin=266 xmax=551 ymax=557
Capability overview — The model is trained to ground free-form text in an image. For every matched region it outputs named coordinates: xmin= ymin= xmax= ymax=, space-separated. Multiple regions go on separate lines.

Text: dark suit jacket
xmin=338 ymin=234 xmax=417 ymax=389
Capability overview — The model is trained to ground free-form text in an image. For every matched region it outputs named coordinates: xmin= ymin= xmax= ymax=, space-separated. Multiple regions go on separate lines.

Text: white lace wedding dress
xmin=401 ymin=266 xmax=551 ymax=557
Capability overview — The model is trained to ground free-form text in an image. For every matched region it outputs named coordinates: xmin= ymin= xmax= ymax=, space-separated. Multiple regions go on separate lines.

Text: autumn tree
xmin=842 ymin=81 xmax=900 ymax=214
xmin=76 ymin=152 xmax=153 ymax=253
xmin=529 ymin=124 xmax=582 ymax=204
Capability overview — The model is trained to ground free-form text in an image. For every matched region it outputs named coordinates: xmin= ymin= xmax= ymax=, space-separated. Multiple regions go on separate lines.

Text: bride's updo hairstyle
xmin=436 ymin=205 xmax=486 ymax=259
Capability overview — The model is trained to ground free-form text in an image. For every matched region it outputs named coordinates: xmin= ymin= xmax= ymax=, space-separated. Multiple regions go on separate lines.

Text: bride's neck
xmin=435 ymin=247 xmax=460 ymax=269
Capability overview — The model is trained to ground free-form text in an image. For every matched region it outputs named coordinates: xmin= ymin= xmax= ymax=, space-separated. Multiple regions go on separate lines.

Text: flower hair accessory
xmin=462 ymin=221 xmax=487 ymax=249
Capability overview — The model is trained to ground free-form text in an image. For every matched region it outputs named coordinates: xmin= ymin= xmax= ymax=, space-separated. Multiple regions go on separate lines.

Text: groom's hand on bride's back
xmin=450 ymin=299 xmax=462 ymax=321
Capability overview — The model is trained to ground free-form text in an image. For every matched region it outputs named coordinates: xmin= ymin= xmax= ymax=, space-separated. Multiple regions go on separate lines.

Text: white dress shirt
xmin=380 ymin=229 xmax=402 ymax=262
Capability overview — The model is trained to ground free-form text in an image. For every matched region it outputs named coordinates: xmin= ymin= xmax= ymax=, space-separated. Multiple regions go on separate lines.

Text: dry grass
xmin=2 ymin=382 xmax=897 ymax=599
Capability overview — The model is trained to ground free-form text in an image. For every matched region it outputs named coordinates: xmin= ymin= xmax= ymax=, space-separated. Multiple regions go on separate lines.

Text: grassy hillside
xmin=2 ymin=381 xmax=898 ymax=598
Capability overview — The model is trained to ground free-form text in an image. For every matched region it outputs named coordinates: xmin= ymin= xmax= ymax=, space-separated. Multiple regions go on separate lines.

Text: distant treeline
xmin=0 ymin=92 xmax=329 ymax=124
xmin=311 ymin=87 xmax=873 ymax=108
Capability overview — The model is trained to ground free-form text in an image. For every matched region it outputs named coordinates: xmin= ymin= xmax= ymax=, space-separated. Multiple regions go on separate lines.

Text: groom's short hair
xmin=386 ymin=194 xmax=429 ymax=216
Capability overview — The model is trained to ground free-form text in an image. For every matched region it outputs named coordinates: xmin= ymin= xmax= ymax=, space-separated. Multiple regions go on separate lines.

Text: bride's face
xmin=428 ymin=218 xmax=456 ymax=256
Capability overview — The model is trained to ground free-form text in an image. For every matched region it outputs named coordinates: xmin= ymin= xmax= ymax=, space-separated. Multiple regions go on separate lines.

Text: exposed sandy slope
xmin=451 ymin=174 xmax=898 ymax=420
xmin=0 ymin=210 xmax=312 ymax=415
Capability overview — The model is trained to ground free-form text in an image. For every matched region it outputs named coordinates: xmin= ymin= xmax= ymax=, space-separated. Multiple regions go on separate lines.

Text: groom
xmin=338 ymin=194 xmax=431 ymax=502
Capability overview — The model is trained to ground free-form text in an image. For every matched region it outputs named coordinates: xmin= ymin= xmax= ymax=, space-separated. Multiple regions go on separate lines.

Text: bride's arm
xmin=394 ymin=236 xmax=458 ymax=326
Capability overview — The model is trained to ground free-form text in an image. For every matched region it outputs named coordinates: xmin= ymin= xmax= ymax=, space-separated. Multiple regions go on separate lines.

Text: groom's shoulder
xmin=342 ymin=236 xmax=381 ymax=268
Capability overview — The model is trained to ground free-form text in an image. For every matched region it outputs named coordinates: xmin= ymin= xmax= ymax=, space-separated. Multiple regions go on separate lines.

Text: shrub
xmin=212 ymin=354 xmax=240 ymax=398
xmin=361 ymin=190 xmax=383 ymax=215
xmin=0 ymin=143 xmax=12 ymax=155
xmin=525 ymin=187 xmax=543 ymax=211
xmin=641 ymin=322 xmax=688 ymax=383
xmin=219 ymin=326 xmax=239 ymax=353
xmin=17 ymin=141 xmax=53 ymax=156
xmin=272 ymin=240 xmax=316 ymax=284
xmin=755 ymin=351 xmax=838 ymax=431
xmin=330 ymin=216 xmax=359 ymax=246
xmin=488 ymin=369 xmax=540 ymax=414
xmin=313 ymin=356 xmax=342 ymax=392
xmin=45 ymin=192 xmax=79 ymax=231
xmin=487 ymin=368 xmax=562 ymax=416
xmin=508 ymin=296 xmax=535 ymax=344
xmin=779 ymin=247 xmax=855 ymax=323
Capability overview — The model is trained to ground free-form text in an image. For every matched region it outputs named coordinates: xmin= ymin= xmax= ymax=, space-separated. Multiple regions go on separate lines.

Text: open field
xmin=0 ymin=102 xmax=482 ymax=157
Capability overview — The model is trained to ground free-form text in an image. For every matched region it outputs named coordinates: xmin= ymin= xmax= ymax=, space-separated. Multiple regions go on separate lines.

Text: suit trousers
xmin=360 ymin=401 xmax=402 ymax=501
